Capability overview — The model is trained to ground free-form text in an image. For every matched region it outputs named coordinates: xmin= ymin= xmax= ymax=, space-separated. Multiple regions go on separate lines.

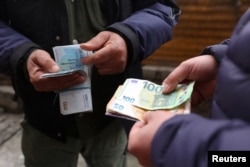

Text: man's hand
xmin=27 ymin=49 xmax=85 ymax=92
xmin=80 ymin=31 xmax=127 ymax=75
xmin=162 ymin=55 xmax=218 ymax=107
xmin=128 ymin=111 xmax=176 ymax=167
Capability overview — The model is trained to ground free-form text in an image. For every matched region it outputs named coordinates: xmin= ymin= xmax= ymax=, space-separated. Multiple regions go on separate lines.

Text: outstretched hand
xmin=162 ymin=55 xmax=218 ymax=107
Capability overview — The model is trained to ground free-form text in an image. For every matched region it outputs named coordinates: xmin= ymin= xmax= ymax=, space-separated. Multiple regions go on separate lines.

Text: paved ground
xmin=0 ymin=111 xmax=24 ymax=167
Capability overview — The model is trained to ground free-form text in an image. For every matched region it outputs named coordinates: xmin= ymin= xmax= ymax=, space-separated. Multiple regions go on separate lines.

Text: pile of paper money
xmin=106 ymin=78 xmax=194 ymax=121
xmin=42 ymin=44 xmax=93 ymax=115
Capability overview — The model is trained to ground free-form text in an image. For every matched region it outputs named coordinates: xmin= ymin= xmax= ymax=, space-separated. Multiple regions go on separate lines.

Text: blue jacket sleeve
xmin=107 ymin=1 xmax=180 ymax=64
xmin=0 ymin=21 xmax=40 ymax=75
xmin=151 ymin=114 xmax=250 ymax=167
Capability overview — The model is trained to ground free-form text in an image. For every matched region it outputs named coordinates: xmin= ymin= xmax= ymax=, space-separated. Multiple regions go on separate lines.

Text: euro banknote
xmin=115 ymin=78 xmax=194 ymax=110
xmin=106 ymin=78 xmax=194 ymax=121
xmin=106 ymin=88 xmax=191 ymax=121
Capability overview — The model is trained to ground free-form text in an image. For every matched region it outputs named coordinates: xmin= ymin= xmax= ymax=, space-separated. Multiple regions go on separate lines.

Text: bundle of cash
xmin=43 ymin=44 xmax=93 ymax=115
xmin=106 ymin=78 xmax=194 ymax=121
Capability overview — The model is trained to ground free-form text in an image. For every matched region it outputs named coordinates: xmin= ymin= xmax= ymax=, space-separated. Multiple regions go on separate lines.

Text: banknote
xmin=106 ymin=78 xmax=194 ymax=121
xmin=40 ymin=69 xmax=84 ymax=78
xmin=53 ymin=44 xmax=92 ymax=70
xmin=106 ymin=87 xmax=191 ymax=121
xmin=59 ymin=88 xmax=93 ymax=115
xmin=52 ymin=44 xmax=93 ymax=115
xmin=53 ymin=44 xmax=92 ymax=90
xmin=41 ymin=45 xmax=92 ymax=80
xmin=115 ymin=78 xmax=194 ymax=110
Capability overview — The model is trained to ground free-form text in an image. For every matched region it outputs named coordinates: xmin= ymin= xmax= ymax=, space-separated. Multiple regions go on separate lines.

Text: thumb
xmin=30 ymin=50 xmax=60 ymax=73
xmin=46 ymin=62 xmax=60 ymax=73
xmin=80 ymin=31 xmax=110 ymax=51
xmin=39 ymin=54 xmax=59 ymax=73
xmin=80 ymin=42 xmax=96 ymax=51
xmin=162 ymin=65 xmax=189 ymax=93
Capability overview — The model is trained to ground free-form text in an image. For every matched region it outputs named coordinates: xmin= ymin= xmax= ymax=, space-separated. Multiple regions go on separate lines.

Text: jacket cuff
xmin=10 ymin=42 xmax=41 ymax=79
xmin=200 ymin=39 xmax=230 ymax=63
xmin=106 ymin=22 xmax=140 ymax=66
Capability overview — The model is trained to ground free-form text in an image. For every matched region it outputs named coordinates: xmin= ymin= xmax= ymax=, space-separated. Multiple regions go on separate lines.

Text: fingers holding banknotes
xmin=162 ymin=55 xmax=218 ymax=107
xmin=27 ymin=49 xmax=85 ymax=92
xmin=128 ymin=111 xmax=176 ymax=167
xmin=80 ymin=31 xmax=127 ymax=75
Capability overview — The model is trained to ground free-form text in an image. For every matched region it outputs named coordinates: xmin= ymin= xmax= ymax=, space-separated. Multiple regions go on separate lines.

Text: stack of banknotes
xmin=41 ymin=44 xmax=93 ymax=115
xmin=106 ymin=78 xmax=195 ymax=121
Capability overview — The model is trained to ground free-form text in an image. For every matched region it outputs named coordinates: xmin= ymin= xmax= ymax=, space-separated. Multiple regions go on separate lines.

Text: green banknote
xmin=106 ymin=89 xmax=191 ymax=121
xmin=115 ymin=78 xmax=195 ymax=110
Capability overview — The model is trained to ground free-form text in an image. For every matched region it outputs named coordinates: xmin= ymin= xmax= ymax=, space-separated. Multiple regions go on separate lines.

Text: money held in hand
xmin=49 ymin=44 xmax=93 ymax=115
xmin=106 ymin=78 xmax=194 ymax=121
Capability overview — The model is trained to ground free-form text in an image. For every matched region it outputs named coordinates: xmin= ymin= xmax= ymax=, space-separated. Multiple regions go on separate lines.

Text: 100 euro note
xmin=106 ymin=78 xmax=194 ymax=121
xmin=53 ymin=44 xmax=93 ymax=115
xmin=115 ymin=78 xmax=194 ymax=110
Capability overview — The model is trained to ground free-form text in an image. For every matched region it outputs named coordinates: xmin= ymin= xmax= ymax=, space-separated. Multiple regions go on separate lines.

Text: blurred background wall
xmin=142 ymin=0 xmax=250 ymax=67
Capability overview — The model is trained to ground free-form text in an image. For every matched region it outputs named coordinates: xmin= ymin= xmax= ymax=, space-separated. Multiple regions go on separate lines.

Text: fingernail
xmin=163 ymin=84 xmax=169 ymax=92
xmin=50 ymin=65 xmax=60 ymax=72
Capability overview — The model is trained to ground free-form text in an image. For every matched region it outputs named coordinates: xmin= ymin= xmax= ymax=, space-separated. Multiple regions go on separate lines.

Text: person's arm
xmin=107 ymin=1 xmax=180 ymax=64
xmin=0 ymin=20 xmax=40 ymax=75
xmin=80 ymin=1 xmax=180 ymax=75
xmin=151 ymin=114 xmax=250 ymax=167
xmin=161 ymin=39 xmax=230 ymax=107
xmin=0 ymin=20 xmax=83 ymax=92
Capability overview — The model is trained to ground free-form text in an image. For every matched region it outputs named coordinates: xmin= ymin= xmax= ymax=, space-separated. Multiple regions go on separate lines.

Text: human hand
xmin=128 ymin=111 xmax=176 ymax=167
xmin=27 ymin=49 xmax=85 ymax=92
xmin=162 ymin=55 xmax=218 ymax=107
xmin=80 ymin=31 xmax=127 ymax=75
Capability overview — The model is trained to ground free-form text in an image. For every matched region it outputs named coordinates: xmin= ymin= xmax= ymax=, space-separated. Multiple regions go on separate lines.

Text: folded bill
xmin=106 ymin=78 xmax=194 ymax=121
xmin=40 ymin=69 xmax=84 ymax=78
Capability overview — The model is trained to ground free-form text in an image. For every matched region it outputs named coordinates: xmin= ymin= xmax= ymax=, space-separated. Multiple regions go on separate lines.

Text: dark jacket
xmin=0 ymin=0 xmax=180 ymax=141
xmin=151 ymin=8 xmax=250 ymax=167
